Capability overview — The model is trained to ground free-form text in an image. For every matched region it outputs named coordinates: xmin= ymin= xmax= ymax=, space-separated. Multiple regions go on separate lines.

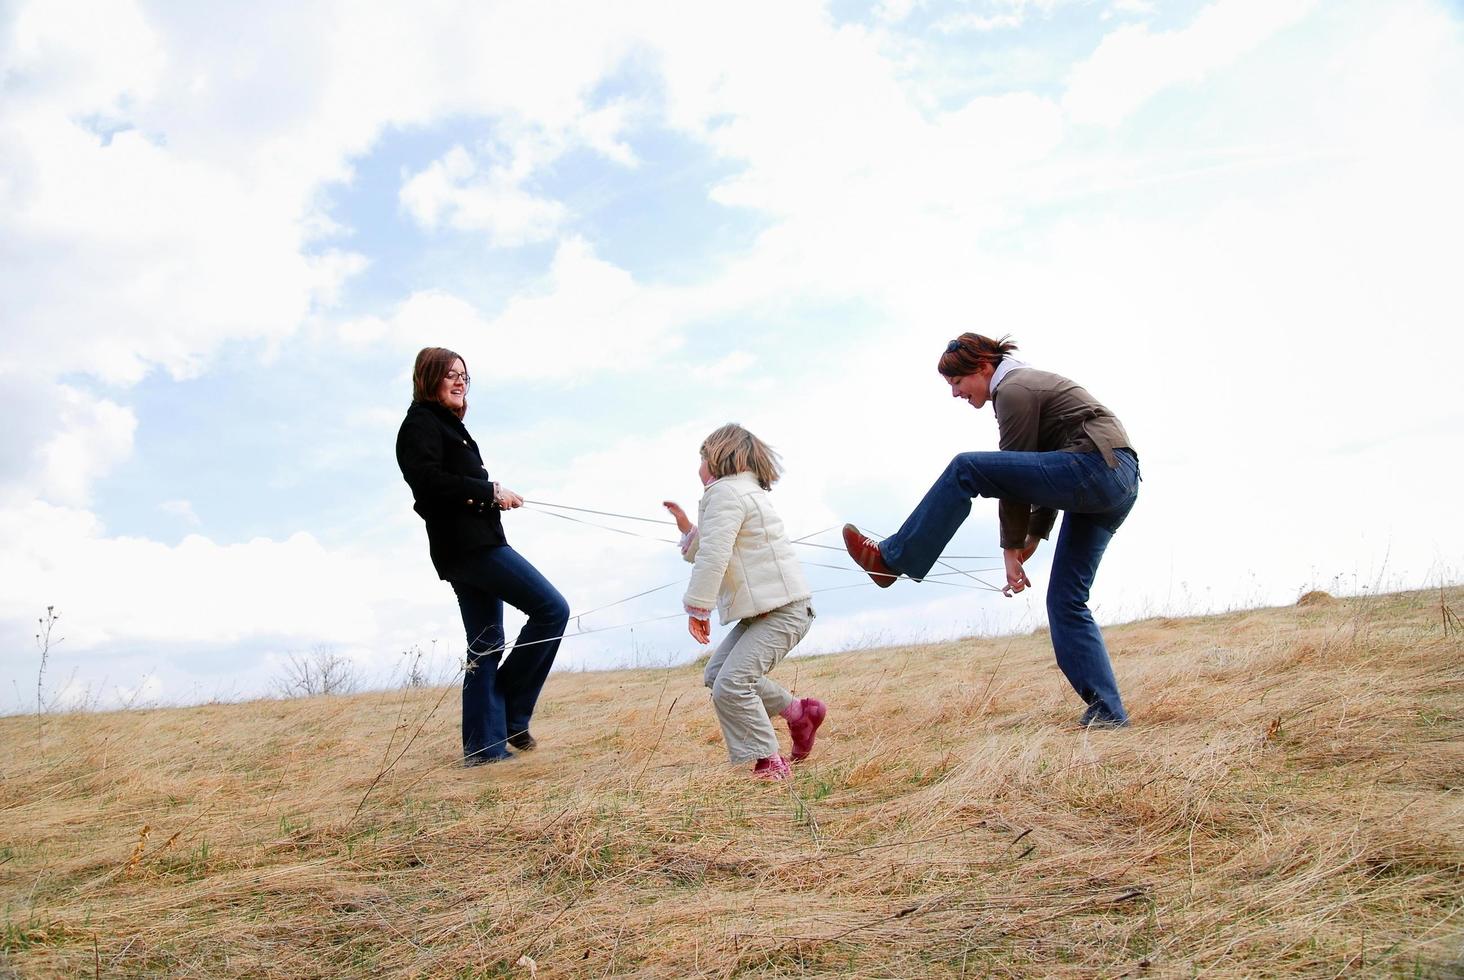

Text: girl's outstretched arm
xmin=682 ymin=483 xmax=742 ymax=614
xmin=662 ymin=501 xmax=692 ymax=533
xmin=664 ymin=500 xmax=699 ymax=561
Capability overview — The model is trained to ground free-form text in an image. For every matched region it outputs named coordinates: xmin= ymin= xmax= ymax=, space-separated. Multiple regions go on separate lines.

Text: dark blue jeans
xmin=880 ymin=450 xmax=1140 ymax=725
xmin=445 ymin=546 xmax=570 ymax=762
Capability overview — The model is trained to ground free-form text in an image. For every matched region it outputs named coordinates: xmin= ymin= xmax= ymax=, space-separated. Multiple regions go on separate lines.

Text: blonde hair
xmin=700 ymin=423 xmax=782 ymax=491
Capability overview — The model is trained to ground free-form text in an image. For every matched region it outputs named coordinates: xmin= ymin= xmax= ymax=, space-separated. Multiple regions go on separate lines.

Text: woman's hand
xmin=663 ymin=501 xmax=692 ymax=534
xmin=1002 ymin=547 xmax=1032 ymax=597
xmin=688 ymin=615 xmax=711 ymax=644
xmin=494 ymin=484 xmax=524 ymax=510
xmin=1019 ymin=535 xmax=1041 ymax=563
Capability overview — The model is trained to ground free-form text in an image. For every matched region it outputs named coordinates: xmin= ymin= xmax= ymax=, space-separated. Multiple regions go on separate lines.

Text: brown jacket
xmin=992 ymin=368 xmax=1133 ymax=549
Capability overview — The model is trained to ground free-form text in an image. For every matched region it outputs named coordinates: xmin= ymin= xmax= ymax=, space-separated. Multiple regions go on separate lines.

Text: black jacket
xmin=396 ymin=400 xmax=506 ymax=578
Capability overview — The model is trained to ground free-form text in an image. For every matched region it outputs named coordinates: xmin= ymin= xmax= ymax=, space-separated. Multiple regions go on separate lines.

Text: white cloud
xmin=7 ymin=0 xmax=165 ymax=119
xmin=690 ymin=351 xmax=757 ymax=382
xmin=0 ymin=0 xmax=653 ymax=391
xmin=0 ymin=500 xmax=440 ymax=651
xmin=337 ymin=314 xmax=390 ymax=346
xmin=379 ymin=236 xmax=696 ymax=381
xmin=158 ymin=499 xmax=201 ymax=526
xmin=38 ymin=389 xmax=136 ymax=503
xmin=1105 ymin=0 xmax=1157 ymax=17
xmin=1063 ymin=0 xmax=1319 ymax=127
xmin=400 ymin=144 xmax=568 ymax=247
xmin=0 ymin=383 xmax=137 ymax=508
xmin=876 ymin=0 xmax=923 ymax=23
xmin=935 ymin=12 xmax=1025 ymax=33
xmin=2 ymin=114 xmax=364 ymax=385
xmin=575 ymin=99 xmax=640 ymax=166
xmin=894 ymin=0 xmax=1076 ymax=33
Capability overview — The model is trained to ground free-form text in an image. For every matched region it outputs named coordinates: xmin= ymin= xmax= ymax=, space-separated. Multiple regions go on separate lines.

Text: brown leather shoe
xmin=842 ymin=524 xmax=898 ymax=588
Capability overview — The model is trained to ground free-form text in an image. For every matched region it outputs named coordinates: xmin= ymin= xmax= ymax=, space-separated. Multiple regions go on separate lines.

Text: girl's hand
xmin=688 ymin=615 xmax=711 ymax=644
xmin=663 ymin=501 xmax=692 ymax=534
xmin=494 ymin=485 xmax=524 ymax=509
xmin=1002 ymin=548 xmax=1032 ymax=597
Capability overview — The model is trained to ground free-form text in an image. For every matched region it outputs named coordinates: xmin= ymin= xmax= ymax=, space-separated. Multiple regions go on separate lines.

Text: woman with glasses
xmin=842 ymin=334 xmax=1140 ymax=728
xmin=396 ymin=346 xmax=569 ymax=765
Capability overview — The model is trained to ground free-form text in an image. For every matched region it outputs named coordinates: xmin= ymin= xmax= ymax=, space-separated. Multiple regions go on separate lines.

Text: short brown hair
xmin=700 ymin=423 xmax=782 ymax=491
xmin=412 ymin=347 xmax=469 ymax=419
xmin=938 ymin=333 xmax=1018 ymax=377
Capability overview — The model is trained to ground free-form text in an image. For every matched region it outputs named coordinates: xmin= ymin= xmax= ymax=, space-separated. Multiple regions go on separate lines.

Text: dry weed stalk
xmin=122 ymin=825 xmax=150 ymax=877
xmin=1441 ymin=584 xmax=1462 ymax=638
xmin=33 ymin=605 xmax=63 ymax=728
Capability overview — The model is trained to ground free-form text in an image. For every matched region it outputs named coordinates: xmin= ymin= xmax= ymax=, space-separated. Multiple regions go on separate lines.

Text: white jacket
xmin=682 ymin=472 xmax=812 ymax=625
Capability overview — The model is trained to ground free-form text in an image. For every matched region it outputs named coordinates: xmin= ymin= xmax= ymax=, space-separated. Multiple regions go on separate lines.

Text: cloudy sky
xmin=2 ymin=0 xmax=1461 ymax=711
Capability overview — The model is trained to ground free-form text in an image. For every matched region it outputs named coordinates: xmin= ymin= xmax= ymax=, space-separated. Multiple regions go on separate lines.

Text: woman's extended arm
xmin=993 ymin=384 xmax=1050 ymax=596
xmin=993 ymin=384 xmax=1058 ymax=550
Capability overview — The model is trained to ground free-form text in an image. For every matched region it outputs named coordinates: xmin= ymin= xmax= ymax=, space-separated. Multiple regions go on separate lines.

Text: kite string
xmin=484 ymin=499 xmax=1007 ymax=647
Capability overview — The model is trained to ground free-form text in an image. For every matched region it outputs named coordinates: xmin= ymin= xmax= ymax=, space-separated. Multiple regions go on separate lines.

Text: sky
xmin=2 ymin=0 xmax=1461 ymax=711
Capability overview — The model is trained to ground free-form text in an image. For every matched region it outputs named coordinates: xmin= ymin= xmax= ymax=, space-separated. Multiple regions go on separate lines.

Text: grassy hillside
xmin=2 ymin=588 xmax=1461 ymax=977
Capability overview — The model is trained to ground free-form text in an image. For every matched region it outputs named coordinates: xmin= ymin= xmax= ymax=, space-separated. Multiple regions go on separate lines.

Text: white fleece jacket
xmin=681 ymin=472 xmax=812 ymax=625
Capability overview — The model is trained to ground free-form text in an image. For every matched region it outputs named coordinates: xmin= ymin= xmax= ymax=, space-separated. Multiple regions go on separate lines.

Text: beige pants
xmin=703 ymin=599 xmax=815 ymax=763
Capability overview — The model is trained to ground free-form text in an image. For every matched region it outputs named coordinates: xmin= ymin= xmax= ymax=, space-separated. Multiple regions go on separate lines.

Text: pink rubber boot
xmin=783 ymin=697 xmax=827 ymax=763
xmin=752 ymin=755 xmax=791 ymax=780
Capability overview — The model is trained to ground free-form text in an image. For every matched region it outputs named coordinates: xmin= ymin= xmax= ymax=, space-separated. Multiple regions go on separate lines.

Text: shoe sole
xmin=790 ymin=700 xmax=827 ymax=763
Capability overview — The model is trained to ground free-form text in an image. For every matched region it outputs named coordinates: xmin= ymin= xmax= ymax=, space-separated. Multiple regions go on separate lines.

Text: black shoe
xmin=1075 ymin=705 xmax=1128 ymax=730
xmin=464 ymin=751 xmax=513 ymax=767
xmin=507 ymin=731 xmax=538 ymax=752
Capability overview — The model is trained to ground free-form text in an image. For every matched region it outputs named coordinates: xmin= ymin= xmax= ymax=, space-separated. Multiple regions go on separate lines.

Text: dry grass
xmin=2 ymin=588 xmax=1462 ymax=977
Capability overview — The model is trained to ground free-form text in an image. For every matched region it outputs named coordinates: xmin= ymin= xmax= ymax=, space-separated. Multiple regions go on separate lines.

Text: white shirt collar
xmin=709 ymin=471 xmax=761 ymax=488
xmin=990 ymin=356 xmax=1031 ymax=393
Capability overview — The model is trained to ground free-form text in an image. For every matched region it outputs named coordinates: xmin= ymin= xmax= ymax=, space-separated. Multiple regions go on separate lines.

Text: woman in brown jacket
xmin=843 ymin=333 xmax=1140 ymax=727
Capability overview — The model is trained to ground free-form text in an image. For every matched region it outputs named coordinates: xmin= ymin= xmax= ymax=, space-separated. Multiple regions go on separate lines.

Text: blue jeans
xmin=445 ymin=546 xmax=570 ymax=762
xmin=880 ymin=450 xmax=1140 ymax=725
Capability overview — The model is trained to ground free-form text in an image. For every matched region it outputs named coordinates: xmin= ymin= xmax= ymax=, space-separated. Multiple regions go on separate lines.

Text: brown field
xmin=2 ymin=587 xmax=1462 ymax=977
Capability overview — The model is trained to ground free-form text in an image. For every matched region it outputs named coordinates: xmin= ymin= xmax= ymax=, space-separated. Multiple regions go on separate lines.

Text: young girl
xmin=663 ymin=424 xmax=826 ymax=780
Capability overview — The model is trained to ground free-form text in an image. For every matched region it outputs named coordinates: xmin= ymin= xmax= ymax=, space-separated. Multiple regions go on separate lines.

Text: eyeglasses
xmin=444 ymin=370 xmax=471 ymax=385
xmin=945 ymin=339 xmax=962 ymax=354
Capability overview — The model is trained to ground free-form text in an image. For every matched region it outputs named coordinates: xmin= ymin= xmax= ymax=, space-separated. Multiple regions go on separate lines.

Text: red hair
xmin=938 ymin=333 xmax=1018 ymax=377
